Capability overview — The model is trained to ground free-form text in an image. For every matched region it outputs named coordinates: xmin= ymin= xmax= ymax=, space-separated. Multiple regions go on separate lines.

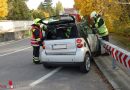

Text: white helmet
xmin=90 ymin=11 xmax=97 ymax=18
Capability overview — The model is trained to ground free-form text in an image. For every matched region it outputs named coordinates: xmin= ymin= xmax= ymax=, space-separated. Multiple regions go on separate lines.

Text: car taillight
xmin=77 ymin=44 xmax=83 ymax=48
xmin=76 ymin=38 xmax=82 ymax=43
xmin=76 ymin=38 xmax=83 ymax=48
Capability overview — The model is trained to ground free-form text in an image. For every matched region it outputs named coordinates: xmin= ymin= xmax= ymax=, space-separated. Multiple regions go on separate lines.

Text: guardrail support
xmin=112 ymin=58 xmax=116 ymax=69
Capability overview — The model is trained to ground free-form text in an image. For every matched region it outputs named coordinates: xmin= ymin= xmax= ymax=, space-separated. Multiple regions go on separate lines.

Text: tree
xmin=74 ymin=0 xmax=123 ymax=32
xmin=38 ymin=0 xmax=55 ymax=17
xmin=55 ymin=1 xmax=64 ymax=15
xmin=7 ymin=0 xmax=31 ymax=20
xmin=74 ymin=0 xmax=130 ymax=36
xmin=31 ymin=10 xmax=45 ymax=19
xmin=0 ymin=0 xmax=8 ymax=18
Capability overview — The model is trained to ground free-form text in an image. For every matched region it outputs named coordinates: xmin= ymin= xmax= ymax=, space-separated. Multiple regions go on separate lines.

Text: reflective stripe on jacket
xmin=30 ymin=38 xmax=39 ymax=46
xmin=95 ymin=17 xmax=108 ymax=36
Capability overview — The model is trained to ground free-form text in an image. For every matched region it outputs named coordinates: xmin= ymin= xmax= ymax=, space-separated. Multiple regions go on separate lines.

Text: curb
xmin=94 ymin=56 xmax=130 ymax=90
xmin=94 ymin=59 xmax=120 ymax=90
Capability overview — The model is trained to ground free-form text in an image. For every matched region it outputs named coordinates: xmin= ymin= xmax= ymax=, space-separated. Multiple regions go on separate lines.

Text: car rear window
xmin=45 ymin=24 xmax=78 ymax=40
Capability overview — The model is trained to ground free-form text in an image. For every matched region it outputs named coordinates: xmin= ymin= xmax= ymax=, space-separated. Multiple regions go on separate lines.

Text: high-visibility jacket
xmin=95 ymin=17 xmax=108 ymax=36
xmin=30 ymin=25 xmax=43 ymax=46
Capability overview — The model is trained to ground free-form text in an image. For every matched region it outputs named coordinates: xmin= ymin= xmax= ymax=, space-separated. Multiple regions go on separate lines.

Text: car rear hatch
xmin=42 ymin=15 xmax=78 ymax=55
xmin=44 ymin=39 xmax=76 ymax=55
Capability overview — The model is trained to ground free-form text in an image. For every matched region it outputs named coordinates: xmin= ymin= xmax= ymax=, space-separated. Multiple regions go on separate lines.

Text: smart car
xmin=40 ymin=15 xmax=100 ymax=73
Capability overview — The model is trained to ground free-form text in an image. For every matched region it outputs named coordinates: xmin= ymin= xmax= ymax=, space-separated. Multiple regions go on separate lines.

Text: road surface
xmin=0 ymin=39 xmax=112 ymax=90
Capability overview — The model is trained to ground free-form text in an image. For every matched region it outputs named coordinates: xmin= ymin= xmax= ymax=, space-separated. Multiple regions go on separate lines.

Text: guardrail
xmin=0 ymin=20 xmax=33 ymax=41
xmin=0 ymin=20 xmax=33 ymax=33
xmin=99 ymin=39 xmax=130 ymax=70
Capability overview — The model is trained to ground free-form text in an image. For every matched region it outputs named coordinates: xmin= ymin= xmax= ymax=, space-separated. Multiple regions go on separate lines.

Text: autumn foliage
xmin=0 ymin=0 xmax=8 ymax=17
xmin=74 ymin=0 xmax=130 ymax=34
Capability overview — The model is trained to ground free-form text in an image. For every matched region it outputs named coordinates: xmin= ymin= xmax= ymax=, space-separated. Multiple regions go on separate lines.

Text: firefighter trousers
xmin=33 ymin=46 xmax=40 ymax=61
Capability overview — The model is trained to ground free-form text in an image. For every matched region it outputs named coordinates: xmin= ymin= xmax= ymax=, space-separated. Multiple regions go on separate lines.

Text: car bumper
xmin=40 ymin=48 xmax=88 ymax=63
xmin=42 ymin=62 xmax=83 ymax=66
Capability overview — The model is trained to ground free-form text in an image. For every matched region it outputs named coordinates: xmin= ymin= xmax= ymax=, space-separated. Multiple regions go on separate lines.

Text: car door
xmin=83 ymin=26 xmax=98 ymax=52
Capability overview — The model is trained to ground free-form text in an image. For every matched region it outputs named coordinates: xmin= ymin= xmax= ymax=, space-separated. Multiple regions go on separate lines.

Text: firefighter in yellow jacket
xmin=30 ymin=18 xmax=43 ymax=64
xmin=90 ymin=11 xmax=109 ymax=55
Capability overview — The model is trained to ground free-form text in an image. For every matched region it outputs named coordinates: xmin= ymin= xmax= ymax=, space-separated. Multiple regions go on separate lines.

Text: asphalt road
xmin=0 ymin=39 xmax=112 ymax=90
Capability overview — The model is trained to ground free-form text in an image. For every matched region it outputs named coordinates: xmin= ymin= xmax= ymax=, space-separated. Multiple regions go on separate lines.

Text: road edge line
xmin=0 ymin=47 xmax=31 ymax=57
xmin=29 ymin=67 xmax=62 ymax=87
xmin=0 ymin=38 xmax=29 ymax=46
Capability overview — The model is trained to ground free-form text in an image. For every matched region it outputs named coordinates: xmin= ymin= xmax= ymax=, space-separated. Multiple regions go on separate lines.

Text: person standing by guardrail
xmin=90 ymin=11 xmax=109 ymax=56
xmin=30 ymin=18 xmax=43 ymax=64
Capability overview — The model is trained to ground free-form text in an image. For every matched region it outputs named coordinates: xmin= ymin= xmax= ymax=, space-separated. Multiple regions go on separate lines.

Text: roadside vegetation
xmin=74 ymin=0 xmax=130 ymax=50
xmin=110 ymin=33 xmax=130 ymax=51
xmin=0 ymin=0 xmax=64 ymax=20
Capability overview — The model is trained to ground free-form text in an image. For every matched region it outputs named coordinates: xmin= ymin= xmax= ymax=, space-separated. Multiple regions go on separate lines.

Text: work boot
xmin=33 ymin=57 xmax=40 ymax=64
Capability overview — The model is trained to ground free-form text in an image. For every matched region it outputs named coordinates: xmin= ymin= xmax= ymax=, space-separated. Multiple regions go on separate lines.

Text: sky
xmin=26 ymin=0 xmax=74 ymax=10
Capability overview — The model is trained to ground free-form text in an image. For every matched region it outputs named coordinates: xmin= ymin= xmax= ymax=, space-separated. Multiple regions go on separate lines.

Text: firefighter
xmin=90 ymin=11 xmax=109 ymax=55
xmin=30 ymin=18 xmax=43 ymax=64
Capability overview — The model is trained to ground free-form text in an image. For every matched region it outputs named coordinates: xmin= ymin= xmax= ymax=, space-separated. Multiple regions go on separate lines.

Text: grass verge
xmin=110 ymin=33 xmax=130 ymax=51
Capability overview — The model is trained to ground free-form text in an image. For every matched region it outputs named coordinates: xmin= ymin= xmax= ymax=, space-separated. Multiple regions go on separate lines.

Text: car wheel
xmin=80 ymin=53 xmax=91 ymax=73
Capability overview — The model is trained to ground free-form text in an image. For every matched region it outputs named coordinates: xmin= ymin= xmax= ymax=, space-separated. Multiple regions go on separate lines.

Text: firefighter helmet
xmin=90 ymin=11 xmax=97 ymax=18
xmin=34 ymin=18 xmax=41 ymax=25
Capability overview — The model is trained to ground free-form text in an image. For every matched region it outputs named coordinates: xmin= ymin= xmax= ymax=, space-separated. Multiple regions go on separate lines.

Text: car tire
xmin=80 ymin=53 xmax=91 ymax=73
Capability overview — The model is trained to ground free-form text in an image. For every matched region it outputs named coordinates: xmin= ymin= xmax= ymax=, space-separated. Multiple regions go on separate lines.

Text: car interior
xmin=45 ymin=23 xmax=79 ymax=40
xmin=41 ymin=15 xmax=91 ymax=40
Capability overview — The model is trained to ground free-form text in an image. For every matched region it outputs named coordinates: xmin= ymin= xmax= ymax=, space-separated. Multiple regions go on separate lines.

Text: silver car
xmin=40 ymin=15 xmax=100 ymax=73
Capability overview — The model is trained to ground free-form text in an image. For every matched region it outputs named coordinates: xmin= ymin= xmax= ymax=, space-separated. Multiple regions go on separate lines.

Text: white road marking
xmin=0 ymin=47 xmax=31 ymax=57
xmin=0 ymin=38 xmax=29 ymax=46
xmin=29 ymin=67 xmax=62 ymax=87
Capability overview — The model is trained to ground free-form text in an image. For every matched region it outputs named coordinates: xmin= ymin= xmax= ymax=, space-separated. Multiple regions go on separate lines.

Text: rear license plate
xmin=52 ymin=44 xmax=67 ymax=49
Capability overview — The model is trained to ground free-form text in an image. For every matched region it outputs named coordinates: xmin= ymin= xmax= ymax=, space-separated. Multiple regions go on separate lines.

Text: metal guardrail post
xmin=100 ymin=39 xmax=116 ymax=69
xmin=112 ymin=58 xmax=116 ymax=69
